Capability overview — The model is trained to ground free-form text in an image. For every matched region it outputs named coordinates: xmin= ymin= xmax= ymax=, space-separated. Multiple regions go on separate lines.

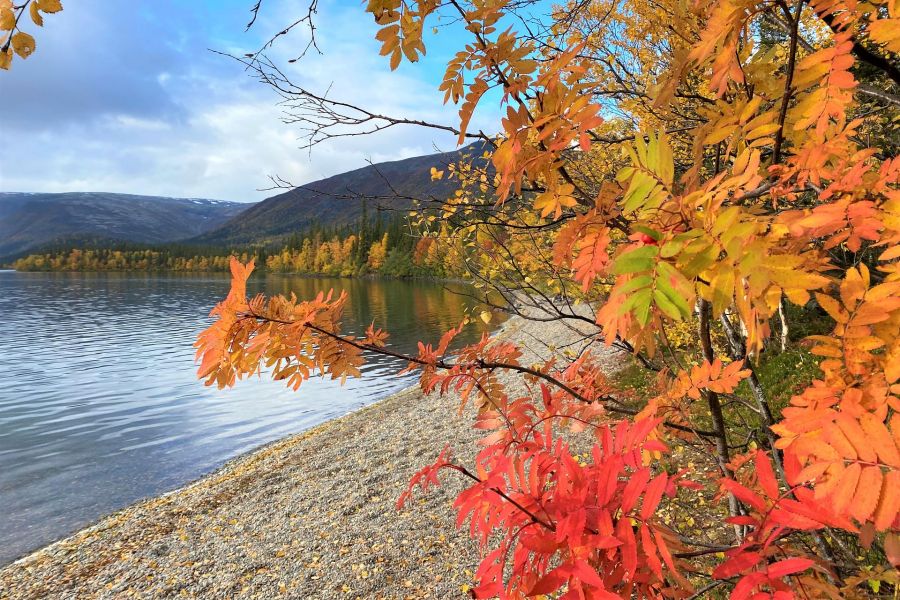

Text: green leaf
xmin=680 ymin=244 xmax=718 ymax=278
xmin=613 ymin=245 xmax=659 ymax=275
xmin=623 ymin=174 xmax=656 ymax=214
xmin=654 ymin=289 xmax=682 ymax=320
xmin=616 ymin=166 xmax=634 ymax=182
xmin=657 ymin=283 xmax=692 ymax=320
xmin=621 ymin=288 xmax=653 ymax=325
xmin=633 ymin=225 xmax=661 ymax=241
xmin=660 ymin=239 xmax=683 ymax=258
xmin=618 ymin=274 xmax=653 ymax=294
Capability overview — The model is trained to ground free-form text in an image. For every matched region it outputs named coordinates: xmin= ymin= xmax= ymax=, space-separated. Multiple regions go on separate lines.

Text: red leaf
xmin=721 ymin=478 xmax=768 ymax=512
xmin=767 ymin=508 xmax=822 ymax=530
xmin=472 ymin=581 xmax=503 ymax=598
xmin=885 ymin=533 xmax=900 ymax=568
xmin=573 ymin=559 xmax=605 ymax=588
xmin=520 ymin=532 xmax=560 ymax=553
xmin=620 ymin=467 xmax=650 ymax=514
xmin=725 ymin=516 xmax=758 ymax=526
xmin=713 ymin=551 xmax=763 ymax=579
xmin=653 ymin=528 xmax=677 ymax=572
xmin=754 ymin=450 xmax=779 ymax=498
xmin=640 ymin=524 xmax=663 ymax=579
xmin=644 ymin=439 xmax=668 ymax=453
xmin=731 ymin=572 xmax=768 ymax=600
xmin=593 ymin=535 xmax=623 ymax=550
xmin=640 ymin=473 xmax=668 ymax=520
xmin=541 ymin=383 xmax=553 ymax=409
xmin=579 ymin=132 xmax=591 ymax=151
xmin=617 ymin=518 xmax=638 ymax=576
xmin=528 ymin=565 xmax=571 ymax=595
xmin=767 ymin=557 xmax=815 ymax=579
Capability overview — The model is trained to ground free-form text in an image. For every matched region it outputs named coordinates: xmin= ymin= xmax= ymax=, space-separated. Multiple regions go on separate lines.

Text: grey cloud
xmin=0 ymin=1 xmax=193 ymax=130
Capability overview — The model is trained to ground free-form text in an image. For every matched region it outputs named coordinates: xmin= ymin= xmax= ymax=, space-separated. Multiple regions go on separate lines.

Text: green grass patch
xmin=742 ymin=348 xmax=822 ymax=415
xmin=611 ymin=359 xmax=657 ymax=405
xmin=784 ymin=302 xmax=833 ymax=341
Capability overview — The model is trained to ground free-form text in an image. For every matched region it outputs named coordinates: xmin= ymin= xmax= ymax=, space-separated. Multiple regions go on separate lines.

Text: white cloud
xmin=0 ymin=0 xmax=500 ymax=203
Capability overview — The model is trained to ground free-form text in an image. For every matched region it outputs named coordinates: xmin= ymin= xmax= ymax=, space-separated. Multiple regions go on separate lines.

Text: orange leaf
xmin=874 ymin=470 xmax=900 ymax=531
xmin=850 ymin=466 xmax=883 ymax=523
xmin=830 ymin=461 xmax=860 ymax=515
xmin=859 ymin=413 xmax=900 ymax=468
xmin=835 ymin=413 xmax=877 ymax=463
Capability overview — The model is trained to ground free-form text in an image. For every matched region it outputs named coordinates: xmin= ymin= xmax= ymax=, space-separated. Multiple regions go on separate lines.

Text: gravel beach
xmin=0 ymin=308 xmax=618 ymax=599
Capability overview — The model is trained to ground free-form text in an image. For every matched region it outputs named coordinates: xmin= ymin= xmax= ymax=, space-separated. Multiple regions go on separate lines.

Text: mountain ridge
xmin=191 ymin=142 xmax=490 ymax=247
xmin=3 ymin=143 xmax=490 ymax=261
xmin=0 ymin=192 xmax=250 ymax=260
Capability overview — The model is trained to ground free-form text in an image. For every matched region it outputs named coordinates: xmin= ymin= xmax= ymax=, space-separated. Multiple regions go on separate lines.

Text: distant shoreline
xmin=4 ymin=268 xmax=470 ymax=284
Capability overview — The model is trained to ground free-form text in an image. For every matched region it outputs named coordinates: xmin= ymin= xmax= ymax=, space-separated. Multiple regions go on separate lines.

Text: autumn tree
xmin=367 ymin=232 xmax=389 ymax=271
xmin=196 ymin=0 xmax=900 ymax=597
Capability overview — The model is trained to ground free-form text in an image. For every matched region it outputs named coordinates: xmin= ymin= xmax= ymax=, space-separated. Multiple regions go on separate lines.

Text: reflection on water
xmin=0 ymin=271 xmax=493 ymax=565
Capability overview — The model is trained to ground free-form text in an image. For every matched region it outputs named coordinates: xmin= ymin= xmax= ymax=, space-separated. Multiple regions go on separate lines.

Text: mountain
xmin=0 ymin=192 xmax=250 ymax=260
xmin=193 ymin=143 xmax=489 ymax=247
xmin=1 ymin=144 xmax=491 ymax=261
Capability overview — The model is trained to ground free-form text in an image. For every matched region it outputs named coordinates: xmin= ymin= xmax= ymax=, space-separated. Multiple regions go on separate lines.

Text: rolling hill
xmin=2 ymin=143 xmax=490 ymax=261
xmin=0 ymin=192 xmax=250 ymax=260
xmin=192 ymin=142 xmax=489 ymax=247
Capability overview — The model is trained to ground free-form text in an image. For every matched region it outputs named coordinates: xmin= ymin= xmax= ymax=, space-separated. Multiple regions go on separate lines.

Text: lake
xmin=0 ymin=271 xmax=493 ymax=565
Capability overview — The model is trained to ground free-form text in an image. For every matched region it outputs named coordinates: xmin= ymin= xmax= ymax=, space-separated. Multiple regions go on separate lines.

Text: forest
xmin=11 ymin=216 xmax=468 ymax=278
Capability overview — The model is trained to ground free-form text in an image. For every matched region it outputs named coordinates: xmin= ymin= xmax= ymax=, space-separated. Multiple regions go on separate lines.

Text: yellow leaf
xmin=30 ymin=2 xmax=42 ymax=26
xmin=37 ymin=0 xmax=63 ymax=13
xmin=533 ymin=183 xmax=576 ymax=219
xmin=0 ymin=7 xmax=13 ymax=30
xmin=869 ymin=18 xmax=900 ymax=53
xmin=745 ymin=123 xmax=781 ymax=140
xmin=11 ymin=31 xmax=35 ymax=59
xmin=0 ymin=47 xmax=11 ymax=70
xmin=705 ymin=125 xmax=737 ymax=145
xmin=879 ymin=245 xmax=900 ymax=261
xmin=479 ymin=310 xmax=492 ymax=324
xmin=389 ymin=48 xmax=401 ymax=70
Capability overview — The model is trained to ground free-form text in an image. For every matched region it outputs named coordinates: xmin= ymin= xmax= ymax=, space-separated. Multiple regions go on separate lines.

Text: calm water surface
xmin=0 ymin=271 xmax=493 ymax=565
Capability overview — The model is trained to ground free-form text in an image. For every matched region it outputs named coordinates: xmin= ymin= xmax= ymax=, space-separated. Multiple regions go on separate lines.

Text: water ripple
xmin=0 ymin=271 xmax=494 ymax=565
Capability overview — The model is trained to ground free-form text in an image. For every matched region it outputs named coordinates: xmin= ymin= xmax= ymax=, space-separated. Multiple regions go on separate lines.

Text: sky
xmin=0 ymin=0 xmax=501 ymax=202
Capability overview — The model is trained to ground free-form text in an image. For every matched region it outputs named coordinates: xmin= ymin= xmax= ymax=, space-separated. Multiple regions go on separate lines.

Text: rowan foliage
xmin=195 ymin=0 xmax=900 ymax=596
xmin=400 ymin=415 xmax=695 ymax=599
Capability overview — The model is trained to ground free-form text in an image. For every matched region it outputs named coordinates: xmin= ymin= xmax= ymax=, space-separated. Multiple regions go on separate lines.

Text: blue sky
xmin=0 ymin=0 xmax=501 ymax=202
